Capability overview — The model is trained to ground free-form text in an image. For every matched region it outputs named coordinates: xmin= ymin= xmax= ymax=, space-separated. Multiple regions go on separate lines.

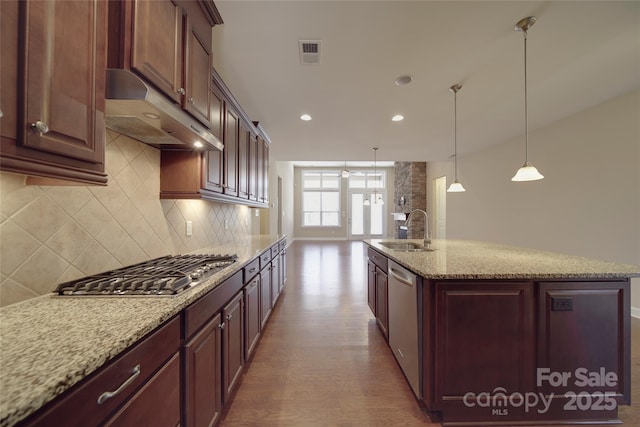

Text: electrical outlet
xmin=551 ymin=296 xmax=573 ymax=311
xmin=185 ymin=220 xmax=192 ymax=237
xmin=224 ymin=219 xmax=229 ymax=230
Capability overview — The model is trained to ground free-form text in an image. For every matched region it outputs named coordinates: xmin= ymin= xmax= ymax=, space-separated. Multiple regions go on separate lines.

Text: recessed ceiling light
xmin=300 ymin=114 xmax=312 ymax=121
xmin=193 ymin=141 xmax=204 ymax=149
xmin=392 ymin=114 xmax=404 ymax=122
xmin=395 ymin=75 xmax=413 ymax=86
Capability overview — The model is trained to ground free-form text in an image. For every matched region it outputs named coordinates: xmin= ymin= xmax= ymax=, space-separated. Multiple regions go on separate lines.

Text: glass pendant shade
xmin=447 ymin=180 xmax=466 ymax=192
xmin=363 ymin=198 xmax=371 ymax=206
xmin=341 ymin=169 xmax=350 ymax=178
xmin=511 ymin=161 xmax=544 ymax=181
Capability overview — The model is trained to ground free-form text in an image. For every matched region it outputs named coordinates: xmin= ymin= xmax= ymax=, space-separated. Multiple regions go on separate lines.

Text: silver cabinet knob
xmin=32 ymin=121 xmax=49 ymax=134
xmin=188 ymin=97 xmax=194 ymax=104
xmin=218 ymin=322 xmax=225 ymax=329
xmin=177 ymin=87 xmax=186 ymax=95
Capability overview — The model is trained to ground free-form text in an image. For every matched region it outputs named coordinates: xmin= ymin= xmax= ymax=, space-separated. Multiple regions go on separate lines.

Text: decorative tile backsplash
xmin=0 ymin=130 xmax=251 ymax=307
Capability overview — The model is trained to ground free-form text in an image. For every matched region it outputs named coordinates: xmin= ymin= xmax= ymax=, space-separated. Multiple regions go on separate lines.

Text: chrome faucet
xmin=404 ymin=209 xmax=431 ymax=248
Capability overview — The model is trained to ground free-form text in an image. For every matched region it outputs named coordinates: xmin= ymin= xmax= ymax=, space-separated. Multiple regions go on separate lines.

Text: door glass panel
xmin=351 ymin=193 xmax=364 ymax=236
xmin=370 ymin=196 xmax=383 ymax=235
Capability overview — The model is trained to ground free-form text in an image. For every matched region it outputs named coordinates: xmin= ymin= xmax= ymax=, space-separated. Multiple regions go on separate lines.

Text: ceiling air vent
xmin=299 ymin=40 xmax=321 ymax=65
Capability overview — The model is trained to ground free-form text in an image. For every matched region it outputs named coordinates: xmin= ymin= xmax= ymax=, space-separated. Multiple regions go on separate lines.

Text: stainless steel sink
xmin=379 ymin=242 xmax=436 ymax=252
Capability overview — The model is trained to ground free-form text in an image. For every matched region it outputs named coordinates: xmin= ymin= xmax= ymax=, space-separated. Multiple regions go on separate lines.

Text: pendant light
xmin=364 ymin=147 xmax=384 ymax=206
xmin=512 ymin=16 xmax=544 ymax=182
xmin=341 ymin=161 xmax=350 ymax=178
xmin=447 ymin=84 xmax=466 ymax=192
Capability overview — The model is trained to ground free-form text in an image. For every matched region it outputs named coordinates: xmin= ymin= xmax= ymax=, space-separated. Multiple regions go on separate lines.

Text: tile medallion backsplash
xmin=0 ymin=130 xmax=252 ymax=307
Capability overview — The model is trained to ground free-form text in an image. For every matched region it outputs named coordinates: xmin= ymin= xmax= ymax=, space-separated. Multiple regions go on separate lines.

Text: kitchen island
xmin=365 ymin=239 xmax=640 ymax=426
xmin=0 ymin=235 xmax=285 ymax=427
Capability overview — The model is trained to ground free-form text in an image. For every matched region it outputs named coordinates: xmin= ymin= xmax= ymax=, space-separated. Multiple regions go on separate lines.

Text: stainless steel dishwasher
xmin=387 ymin=260 xmax=421 ymax=398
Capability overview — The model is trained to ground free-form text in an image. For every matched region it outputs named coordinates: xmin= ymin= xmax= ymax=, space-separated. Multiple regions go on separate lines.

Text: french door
xmin=348 ymin=191 xmax=385 ymax=240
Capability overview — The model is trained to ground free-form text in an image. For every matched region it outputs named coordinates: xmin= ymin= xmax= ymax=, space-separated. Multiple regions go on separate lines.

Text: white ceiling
xmin=211 ymin=1 xmax=640 ymax=165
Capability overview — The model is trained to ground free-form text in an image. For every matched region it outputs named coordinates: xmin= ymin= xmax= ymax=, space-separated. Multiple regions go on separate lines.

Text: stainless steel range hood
xmin=105 ymin=69 xmax=223 ymax=151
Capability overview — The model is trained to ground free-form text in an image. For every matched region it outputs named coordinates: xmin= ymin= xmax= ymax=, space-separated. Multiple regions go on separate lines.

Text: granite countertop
xmin=365 ymin=239 xmax=640 ymax=280
xmin=0 ymin=234 xmax=285 ymax=427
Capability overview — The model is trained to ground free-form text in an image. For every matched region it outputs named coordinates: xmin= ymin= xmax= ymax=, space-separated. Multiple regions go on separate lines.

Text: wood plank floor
xmin=221 ymin=241 xmax=640 ymax=426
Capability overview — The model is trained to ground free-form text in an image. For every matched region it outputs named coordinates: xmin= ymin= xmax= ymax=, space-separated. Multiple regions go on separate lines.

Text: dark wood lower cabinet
xmin=244 ymin=275 xmax=261 ymax=361
xmin=422 ymin=278 xmax=630 ymax=425
xmin=223 ymin=292 xmax=244 ymax=403
xmin=260 ymin=267 xmax=272 ymax=329
xmin=183 ymin=313 xmax=222 ymax=427
xmin=367 ymin=260 xmax=376 ymax=314
xmin=375 ymin=267 xmax=388 ymax=339
xmin=105 ymin=352 xmax=181 ymax=427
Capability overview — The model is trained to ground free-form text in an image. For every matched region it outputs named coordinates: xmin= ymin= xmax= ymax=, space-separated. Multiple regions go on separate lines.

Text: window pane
xmin=303 ymin=192 xmax=321 ymax=211
xmin=322 ymin=192 xmax=339 ymax=211
xmin=304 ymin=212 xmax=321 ymax=226
xmin=303 ymin=172 xmax=322 ymax=188
xmin=322 ymin=175 xmax=340 ymax=189
xmin=349 ymin=173 xmax=366 ymax=188
xmin=322 ymin=212 xmax=339 ymax=226
xmin=368 ymin=173 xmax=384 ymax=189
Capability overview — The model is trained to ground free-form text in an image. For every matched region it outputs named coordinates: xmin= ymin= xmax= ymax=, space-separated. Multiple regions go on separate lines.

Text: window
xmin=348 ymin=171 xmax=385 ymax=189
xmin=302 ymin=171 xmax=341 ymax=226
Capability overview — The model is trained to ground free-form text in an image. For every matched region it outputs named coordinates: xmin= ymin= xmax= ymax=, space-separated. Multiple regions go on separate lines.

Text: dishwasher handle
xmin=388 ymin=267 xmax=415 ymax=287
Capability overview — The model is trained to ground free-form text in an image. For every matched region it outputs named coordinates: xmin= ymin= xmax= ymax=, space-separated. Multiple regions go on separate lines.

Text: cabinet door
xmin=131 ymin=0 xmax=183 ymax=103
xmin=248 ymin=133 xmax=259 ymax=202
xmin=238 ymin=122 xmax=250 ymax=199
xmin=104 ymin=353 xmax=181 ymax=427
xmin=224 ymin=107 xmax=239 ymax=196
xmin=537 ymin=281 xmax=630 ymax=404
xmin=184 ymin=313 xmax=222 ymax=427
xmin=4 ymin=0 xmax=107 ymax=184
xmin=204 ymin=150 xmax=224 ymax=193
xmin=279 ymin=250 xmax=287 ymax=292
xmin=367 ymin=260 xmax=376 ymax=315
xmin=244 ymin=276 xmax=261 ymax=361
xmin=256 ymin=136 xmax=265 ymax=203
xmin=271 ymin=254 xmax=280 ymax=306
xmin=375 ymin=267 xmax=388 ymax=339
xmin=260 ymin=268 xmax=272 ymax=329
xmin=184 ymin=11 xmax=212 ymax=127
xmin=223 ymin=292 xmax=244 ymax=403
xmin=261 ymin=141 xmax=269 ymax=204
xmin=434 ymin=281 xmax=534 ymax=412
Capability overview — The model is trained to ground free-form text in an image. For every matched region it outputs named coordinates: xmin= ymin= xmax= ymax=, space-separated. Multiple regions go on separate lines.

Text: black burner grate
xmin=54 ymin=254 xmax=237 ymax=296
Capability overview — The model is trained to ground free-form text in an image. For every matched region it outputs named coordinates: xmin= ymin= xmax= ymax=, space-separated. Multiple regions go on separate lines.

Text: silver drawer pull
xmin=249 ymin=268 xmax=257 ymax=273
xmin=97 ymin=364 xmax=141 ymax=405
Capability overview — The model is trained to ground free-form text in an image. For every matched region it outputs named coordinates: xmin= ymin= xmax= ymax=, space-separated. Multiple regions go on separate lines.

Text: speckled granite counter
xmin=0 ymin=235 xmax=285 ymax=427
xmin=365 ymin=239 xmax=640 ymax=279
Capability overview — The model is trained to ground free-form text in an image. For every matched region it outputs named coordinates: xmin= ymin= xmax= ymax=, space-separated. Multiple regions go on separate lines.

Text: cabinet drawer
xmin=259 ymin=250 xmax=272 ymax=270
xmin=279 ymin=239 xmax=287 ymax=252
xmin=243 ymin=258 xmax=260 ymax=283
xmin=184 ymin=270 xmax=243 ymax=339
xmin=368 ymin=247 xmax=388 ymax=271
xmin=271 ymin=245 xmax=279 ymax=259
xmin=24 ymin=316 xmax=180 ymax=427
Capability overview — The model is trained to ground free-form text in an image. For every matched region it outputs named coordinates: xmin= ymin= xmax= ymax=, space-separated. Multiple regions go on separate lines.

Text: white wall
xmin=427 ymin=89 xmax=640 ymax=310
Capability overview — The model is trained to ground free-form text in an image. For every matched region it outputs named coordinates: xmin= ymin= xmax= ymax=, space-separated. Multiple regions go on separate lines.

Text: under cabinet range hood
xmin=105 ymin=69 xmax=223 ymax=151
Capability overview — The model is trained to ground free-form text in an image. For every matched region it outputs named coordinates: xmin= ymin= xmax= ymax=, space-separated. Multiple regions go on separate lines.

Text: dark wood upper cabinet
xmin=130 ymin=0 xmax=183 ymax=103
xmin=223 ymin=106 xmax=239 ymax=197
xmin=248 ymin=133 xmax=259 ymax=202
xmin=183 ymin=1 xmax=213 ymax=127
xmin=0 ymin=0 xmax=108 ymax=185
xmin=109 ymin=0 xmax=221 ymax=128
xmin=238 ymin=124 xmax=250 ymax=199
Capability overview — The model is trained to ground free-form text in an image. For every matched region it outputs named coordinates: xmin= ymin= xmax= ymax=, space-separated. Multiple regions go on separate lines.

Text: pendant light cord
xmin=523 ymin=29 xmax=529 ymax=163
xmin=454 ymin=89 xmax=458 ymax=179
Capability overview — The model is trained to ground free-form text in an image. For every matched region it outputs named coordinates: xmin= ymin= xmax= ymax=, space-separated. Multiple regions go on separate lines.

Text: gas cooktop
xmin=54 ymin=254 xmax=237 ymax=296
